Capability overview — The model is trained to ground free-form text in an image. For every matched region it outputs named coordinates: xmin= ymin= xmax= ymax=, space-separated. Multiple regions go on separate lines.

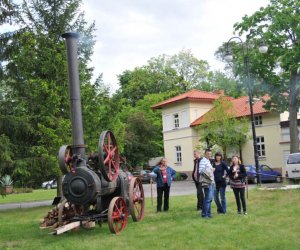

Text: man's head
xmin=193 ymin=150 xmax=201 ymax=159
xmin=204 ymin=149 xmax=212 ymax=159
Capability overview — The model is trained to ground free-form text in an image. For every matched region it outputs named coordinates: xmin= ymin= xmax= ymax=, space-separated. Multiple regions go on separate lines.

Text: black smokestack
xmin=62 ymin=32 xmax=85 ymax=166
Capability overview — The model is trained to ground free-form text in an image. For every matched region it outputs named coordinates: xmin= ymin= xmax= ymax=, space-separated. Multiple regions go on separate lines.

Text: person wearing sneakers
xmin=229 ymin=155 xmax=247 ymax=215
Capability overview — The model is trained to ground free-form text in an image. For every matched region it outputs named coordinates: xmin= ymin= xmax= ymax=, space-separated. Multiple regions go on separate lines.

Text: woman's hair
xmin=231 ymin=155 xmax=241 ymax=165
xmin=214 ymin=152 xmax=223 ymax=161
xmin=160 ymin=157 xmax=167 ymax=164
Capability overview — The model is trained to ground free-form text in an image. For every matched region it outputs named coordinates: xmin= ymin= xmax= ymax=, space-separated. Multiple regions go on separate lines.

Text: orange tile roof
xmin=190 ymin=95 xmax=270 ymax=126
xmin=151 ymin=89 xmax=221 ymax=109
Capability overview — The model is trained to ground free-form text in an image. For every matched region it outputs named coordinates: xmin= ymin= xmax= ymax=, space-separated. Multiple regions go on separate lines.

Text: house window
xmin=256 ymin=136 xmax=265 ymax=157
xmin=174 ymin=113 xmax=179 ymax=129
xmin=175 ymin=146 xmax=182 ymax=163
xmin=255 ymin=116 xmax=262 ymax=126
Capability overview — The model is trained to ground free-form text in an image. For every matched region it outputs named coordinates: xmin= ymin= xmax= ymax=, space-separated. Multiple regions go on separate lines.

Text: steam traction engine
xmin=40 ymin=32 xmax=145 ymax=235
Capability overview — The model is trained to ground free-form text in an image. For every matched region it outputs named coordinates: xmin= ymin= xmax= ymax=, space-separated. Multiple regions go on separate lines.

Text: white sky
xmin=82 ymin=0 xmax=270 ymax=93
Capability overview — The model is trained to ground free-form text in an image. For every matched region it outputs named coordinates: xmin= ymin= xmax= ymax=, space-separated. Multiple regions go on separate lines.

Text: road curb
xmin=0 ymin=200 xmax=52 ymax=211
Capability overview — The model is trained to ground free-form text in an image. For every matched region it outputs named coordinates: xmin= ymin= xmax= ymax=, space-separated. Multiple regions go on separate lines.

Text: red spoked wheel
xmin=129 ymin=177 xmax=145 ymax=222
xmin=98 ymin=130 xmax=120 ymax=182
xmin=108 ymin=197 xmax=128 ymax=234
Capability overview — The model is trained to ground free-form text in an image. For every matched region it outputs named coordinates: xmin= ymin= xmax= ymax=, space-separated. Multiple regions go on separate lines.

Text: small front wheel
xmin=108 ymin=197 xmax=128 ymax=234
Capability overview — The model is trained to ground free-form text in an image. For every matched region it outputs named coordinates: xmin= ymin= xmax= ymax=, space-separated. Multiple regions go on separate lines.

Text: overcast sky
xmin=6 ymin=1 xmax=270 ymax=93
xmin=82 ymin=0 xmax=270 ymax=93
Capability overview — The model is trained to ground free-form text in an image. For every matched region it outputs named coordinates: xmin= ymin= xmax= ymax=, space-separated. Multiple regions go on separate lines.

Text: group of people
xmin=150 ymin=149 xmax=247 ymax=217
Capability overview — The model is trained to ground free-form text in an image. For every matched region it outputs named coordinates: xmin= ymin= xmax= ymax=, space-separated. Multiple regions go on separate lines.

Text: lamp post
xmin=224 ymin=36 xmax=268 ymax=186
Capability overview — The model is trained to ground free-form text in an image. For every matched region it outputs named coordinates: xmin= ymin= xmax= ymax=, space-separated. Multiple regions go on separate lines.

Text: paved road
xmin=0 ymin=181 xmax=294 ymax=211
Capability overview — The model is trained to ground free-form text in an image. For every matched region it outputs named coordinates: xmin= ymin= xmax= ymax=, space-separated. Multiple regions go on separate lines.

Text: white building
xmin=152 ymin=89 xmax=300 ymax=176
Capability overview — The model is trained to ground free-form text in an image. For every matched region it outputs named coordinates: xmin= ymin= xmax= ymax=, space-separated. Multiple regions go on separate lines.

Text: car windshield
xmin=287 ymin=153 xmax=300 ymax=164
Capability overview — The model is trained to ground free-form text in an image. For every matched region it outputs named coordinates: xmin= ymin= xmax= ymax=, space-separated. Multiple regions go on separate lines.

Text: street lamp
xmin=224 ymin=36 xmax=268 ymax=186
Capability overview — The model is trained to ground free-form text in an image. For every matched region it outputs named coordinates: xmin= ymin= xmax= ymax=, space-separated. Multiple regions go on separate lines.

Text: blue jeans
xmin=202 ymin=183 xmax=214 ymax=218
xmin=214 ymin=185 xmax=227 ymax=213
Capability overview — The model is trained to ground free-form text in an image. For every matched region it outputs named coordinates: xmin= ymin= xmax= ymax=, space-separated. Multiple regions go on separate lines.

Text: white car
xmin=42 ymin=179 xmax=57 ymax=189
xmin=285 ymin=153 xmax=300 ymax=181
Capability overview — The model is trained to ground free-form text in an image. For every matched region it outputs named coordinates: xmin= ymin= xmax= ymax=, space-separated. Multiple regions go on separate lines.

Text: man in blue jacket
xmin=150 ymin=158 xmax=176 ymax=212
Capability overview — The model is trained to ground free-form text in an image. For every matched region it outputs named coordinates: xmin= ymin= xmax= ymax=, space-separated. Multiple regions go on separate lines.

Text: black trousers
xmin=195 ymin=182 xmax=204 ymax=210
xmin=157 ymin=183 xmax=170 ymax=211
xmin=232 ymin=187 xmax=246 ymax=212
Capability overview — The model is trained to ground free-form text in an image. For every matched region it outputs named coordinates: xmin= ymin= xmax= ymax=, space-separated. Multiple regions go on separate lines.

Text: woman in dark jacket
xmin=213 ymin=152 xmax=229 ymax=214
xmin=229 ymin=155 xmax=247 ymax=215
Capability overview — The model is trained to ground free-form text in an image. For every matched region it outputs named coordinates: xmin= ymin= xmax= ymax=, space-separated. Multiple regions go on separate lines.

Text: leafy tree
xmin=110 ymin=92 xmax=172 ymax=167
xmin=124 ymin=111 xmax=162 ymax=167
xmin=0 ymin=0 xmax=96 ymax=188
xmin=168 ymin=49 xmax=213 ymax=91
xmin=117 ymin=49 xmax=215 ymax=106
xmin=231 ymin=0 xmax=300 ymax=153
xmin=208 ymin=70 xmax=245 ymax=98
xmin=198 ymin=98 xmax=249 ymax=160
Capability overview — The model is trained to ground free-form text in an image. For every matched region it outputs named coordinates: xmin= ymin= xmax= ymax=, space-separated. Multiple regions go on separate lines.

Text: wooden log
xmin=53 ymin=221 xmax=88 ymax=235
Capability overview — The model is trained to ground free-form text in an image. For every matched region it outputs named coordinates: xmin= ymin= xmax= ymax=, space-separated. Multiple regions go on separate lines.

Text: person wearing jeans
xmin=229 ymin=155 xmax=247 ymax=215
xmin=202 ymin=182 xmax=214 ymax=218
xmin=213 ymin=152 xmax=229 ymax=214
xmin=199 ymin=149 xmax=214 ymax=218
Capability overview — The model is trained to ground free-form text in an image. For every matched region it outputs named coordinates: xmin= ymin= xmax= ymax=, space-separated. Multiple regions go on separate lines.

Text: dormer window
xmin=174 ymin=113 xmax=179 ymax=129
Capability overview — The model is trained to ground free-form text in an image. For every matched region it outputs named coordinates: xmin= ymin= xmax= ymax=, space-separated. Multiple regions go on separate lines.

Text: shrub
xmin=12 ymin=187 xmax=33 ymax=194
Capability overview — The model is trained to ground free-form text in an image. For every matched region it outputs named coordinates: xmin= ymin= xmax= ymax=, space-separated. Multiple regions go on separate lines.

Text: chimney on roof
xmin=213 ymin=89 xmax=225 ymax=96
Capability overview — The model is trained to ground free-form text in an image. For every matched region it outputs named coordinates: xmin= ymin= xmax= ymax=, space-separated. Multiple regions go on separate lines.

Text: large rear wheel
xmin=98 ymin=131 xmax=120 ymax=182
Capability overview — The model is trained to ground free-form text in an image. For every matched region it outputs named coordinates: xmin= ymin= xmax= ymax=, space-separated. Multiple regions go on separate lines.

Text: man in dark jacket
xmin=192 ymin=150 xmax=203 ymax=211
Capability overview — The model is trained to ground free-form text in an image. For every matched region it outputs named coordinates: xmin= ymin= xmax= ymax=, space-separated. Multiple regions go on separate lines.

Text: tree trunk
xmin=223 ymin=146 xmax=227 ymax=164
xmin=289 ymin=73 xmax=300 ymax=153
xmin=239 ymin=142 xmax=243 ymax=163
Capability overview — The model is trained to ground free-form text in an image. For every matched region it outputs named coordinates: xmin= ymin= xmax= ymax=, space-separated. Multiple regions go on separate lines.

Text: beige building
xmin=152 ymin=89 xmax=300 ymax=176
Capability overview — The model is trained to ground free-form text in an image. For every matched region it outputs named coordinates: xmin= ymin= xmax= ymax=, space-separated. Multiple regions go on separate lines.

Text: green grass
xmin=0 ymin=189 xmax=300 ymax=250
xmin=0 ymin=189 xmax=57 ymax=204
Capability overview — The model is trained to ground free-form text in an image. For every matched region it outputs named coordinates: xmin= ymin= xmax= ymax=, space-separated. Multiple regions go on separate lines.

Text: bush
xmin=12 ymin=187 xmax=33 ymax=194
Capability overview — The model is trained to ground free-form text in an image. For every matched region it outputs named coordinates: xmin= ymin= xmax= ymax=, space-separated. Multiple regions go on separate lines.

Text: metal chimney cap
xmin=62 ymin=32 xmax=80 ymax=39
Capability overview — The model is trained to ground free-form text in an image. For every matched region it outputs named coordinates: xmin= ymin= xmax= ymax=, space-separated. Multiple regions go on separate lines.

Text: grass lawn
xmin=0 ymin=189 xmax=57 ymax=204
xmin=0 ymin=188 xmax=299 ymax=250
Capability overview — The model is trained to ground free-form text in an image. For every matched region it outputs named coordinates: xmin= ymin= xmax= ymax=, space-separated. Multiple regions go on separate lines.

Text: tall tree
xmin=117 ymin=49 xmax=214 ymax=106
xmin=168 ymin=49 xmax=212 ymax=91
xmin=232 ymin=0 xmax=300 ymax=153
xmin=0 ymin=0 xmax=97 ymax=188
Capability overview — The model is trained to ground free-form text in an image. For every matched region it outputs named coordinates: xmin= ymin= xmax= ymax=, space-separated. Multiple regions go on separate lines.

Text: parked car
xmin=132 ymin=170 xmax=152 ymax=183
xmin=42 ymin=179 xmax=57 ymax=189
xmin=246 ymin=164 xmax=282 ymax=184
xmin=285 ymin=153 xmax=300 ymax=182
